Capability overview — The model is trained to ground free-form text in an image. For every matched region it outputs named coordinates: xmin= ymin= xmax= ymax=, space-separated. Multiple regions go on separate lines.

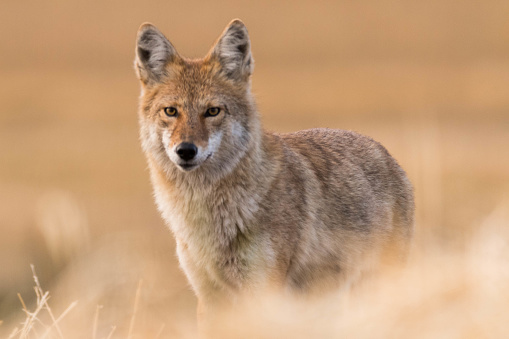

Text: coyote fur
xmin=134 ymin=19 xmax=414 ymax=311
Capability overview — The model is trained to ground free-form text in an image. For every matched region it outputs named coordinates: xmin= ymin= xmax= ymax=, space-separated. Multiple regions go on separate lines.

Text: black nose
xmin=176 ymin=142 xmax=198 ymax=161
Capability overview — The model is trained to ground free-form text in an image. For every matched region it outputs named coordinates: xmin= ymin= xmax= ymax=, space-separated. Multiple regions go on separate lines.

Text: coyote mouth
xmin=177 ymin=153 xmax=213 ymax=172
xmin=179 ymin=163 xmax=198 ymax=171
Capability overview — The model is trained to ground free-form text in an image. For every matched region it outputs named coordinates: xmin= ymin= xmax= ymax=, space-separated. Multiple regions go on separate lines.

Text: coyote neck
xmin=149 ymin=126 xmax=276 ymax=250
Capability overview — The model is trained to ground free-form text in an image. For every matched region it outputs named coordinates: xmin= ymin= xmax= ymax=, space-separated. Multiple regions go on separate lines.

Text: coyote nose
xmin=176 ymin=142 xmax=198 ymax=161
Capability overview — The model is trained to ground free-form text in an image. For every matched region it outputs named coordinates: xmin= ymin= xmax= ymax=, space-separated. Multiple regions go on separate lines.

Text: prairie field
xmin=1 ymin=0 xmax=509 ymax=338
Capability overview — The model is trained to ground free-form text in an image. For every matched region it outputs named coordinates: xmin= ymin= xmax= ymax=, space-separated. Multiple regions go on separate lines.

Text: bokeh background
xmin=1 ymin=0 xmax=509 ymax=337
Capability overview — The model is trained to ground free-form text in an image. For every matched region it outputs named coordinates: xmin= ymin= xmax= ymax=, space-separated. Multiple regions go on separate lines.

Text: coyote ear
xmin=210 ymin=19 xmax=253 ymax=81
xmin=135 ymin=23 xmax=178 ymax=84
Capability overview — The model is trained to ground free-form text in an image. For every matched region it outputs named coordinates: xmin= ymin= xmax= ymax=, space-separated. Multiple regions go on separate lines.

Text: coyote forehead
xmin=134 ymin=19 xmax=415 ymax=320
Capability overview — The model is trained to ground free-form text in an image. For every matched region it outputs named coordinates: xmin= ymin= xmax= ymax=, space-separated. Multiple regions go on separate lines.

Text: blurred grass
xmin=5 ymin=203 xmax=509 ymax=338
xmin=1 ymin=0 xmax=509 ymax=337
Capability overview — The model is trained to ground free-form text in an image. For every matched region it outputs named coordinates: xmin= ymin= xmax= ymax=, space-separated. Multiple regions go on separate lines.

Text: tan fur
xmin=134 ymin=19 xmax=414 ymax=316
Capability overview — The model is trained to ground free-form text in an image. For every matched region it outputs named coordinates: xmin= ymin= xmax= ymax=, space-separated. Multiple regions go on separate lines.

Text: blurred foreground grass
xmin=3 ymin=200 xmax=509 ymax=338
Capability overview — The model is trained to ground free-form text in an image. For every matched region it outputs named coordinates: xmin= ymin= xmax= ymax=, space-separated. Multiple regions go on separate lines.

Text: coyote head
xmin=134 ymin=20 xmax=259 ymax=181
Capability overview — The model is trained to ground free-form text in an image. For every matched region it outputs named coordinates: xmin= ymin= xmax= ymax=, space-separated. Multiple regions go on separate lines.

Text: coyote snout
xmin=166 ymin=139 xmax=219 ymax=171
xmin=134 ymin=18 xmax=415 ymax=324
xmin=176 ymin=143 xmax=197 ymax=161
xmin=160 ymin=118 xmax=224 ymax=172
xmin=168 ymin=140 xmax=209 ymax=171
xmin=174 ymin=142 xmax=198 ymax=169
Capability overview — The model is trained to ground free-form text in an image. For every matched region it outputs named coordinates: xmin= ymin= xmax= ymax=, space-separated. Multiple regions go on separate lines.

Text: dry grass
xmin=7 ymin=266 xmax=77 ymax=339
xmin=7 ymin=267 xmax=147 ymax=339
xmin=4 ymin=201 xmax=508 ymax=338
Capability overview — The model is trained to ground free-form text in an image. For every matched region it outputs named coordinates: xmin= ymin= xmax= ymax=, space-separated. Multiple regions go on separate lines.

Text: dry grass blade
xmin=127 ymin=280 xmax=143 ymax=339
xmin=17 ymin=294 xmax=27 ymax=313
xmin=7 ymin=327 xmax=19 ymax=339
xmin=93 ymin=305 xmax=103 ymax=339
xmin=104 ymin=326 xmax=117 ymax=339
xmin=40 ymin=301 xmax=78 ymax=339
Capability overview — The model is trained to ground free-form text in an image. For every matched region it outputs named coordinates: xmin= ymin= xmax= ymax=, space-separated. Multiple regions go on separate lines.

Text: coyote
xmin=134 ymin=19 xmax=414 ymax=313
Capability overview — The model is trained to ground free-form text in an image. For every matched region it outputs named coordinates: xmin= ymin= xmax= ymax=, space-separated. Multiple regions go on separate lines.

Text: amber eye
xmin=205 ymin=107 xmax=221 ymax=117
xmin=164 ymin=107 xmax=178 ymax=117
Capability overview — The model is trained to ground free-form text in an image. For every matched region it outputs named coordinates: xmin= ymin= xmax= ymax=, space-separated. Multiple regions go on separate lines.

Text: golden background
xmin=1 ymin=0 xmax=508 ymax=337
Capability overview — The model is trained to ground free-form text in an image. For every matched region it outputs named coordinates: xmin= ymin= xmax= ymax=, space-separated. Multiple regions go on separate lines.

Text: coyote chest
xmin=154 ymin=176 xmax=273 ymax=295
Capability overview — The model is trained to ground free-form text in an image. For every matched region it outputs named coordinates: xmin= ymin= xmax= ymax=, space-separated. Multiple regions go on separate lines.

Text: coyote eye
xmin=205 ymin=107 xmax=221 ymax=117
xmin=164 ymin=107 xmax=178 ymax=117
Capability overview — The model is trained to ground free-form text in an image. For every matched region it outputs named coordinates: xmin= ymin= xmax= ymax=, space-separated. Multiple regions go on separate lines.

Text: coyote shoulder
xmin=134 ymin=19 xmax=414 ymax=309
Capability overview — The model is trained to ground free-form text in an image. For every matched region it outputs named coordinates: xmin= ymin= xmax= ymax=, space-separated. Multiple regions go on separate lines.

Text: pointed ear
xmin=135 ymin=23 xmax=178 ymax=84
xmin=209 ymin=19 xmax=254 ymax=81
